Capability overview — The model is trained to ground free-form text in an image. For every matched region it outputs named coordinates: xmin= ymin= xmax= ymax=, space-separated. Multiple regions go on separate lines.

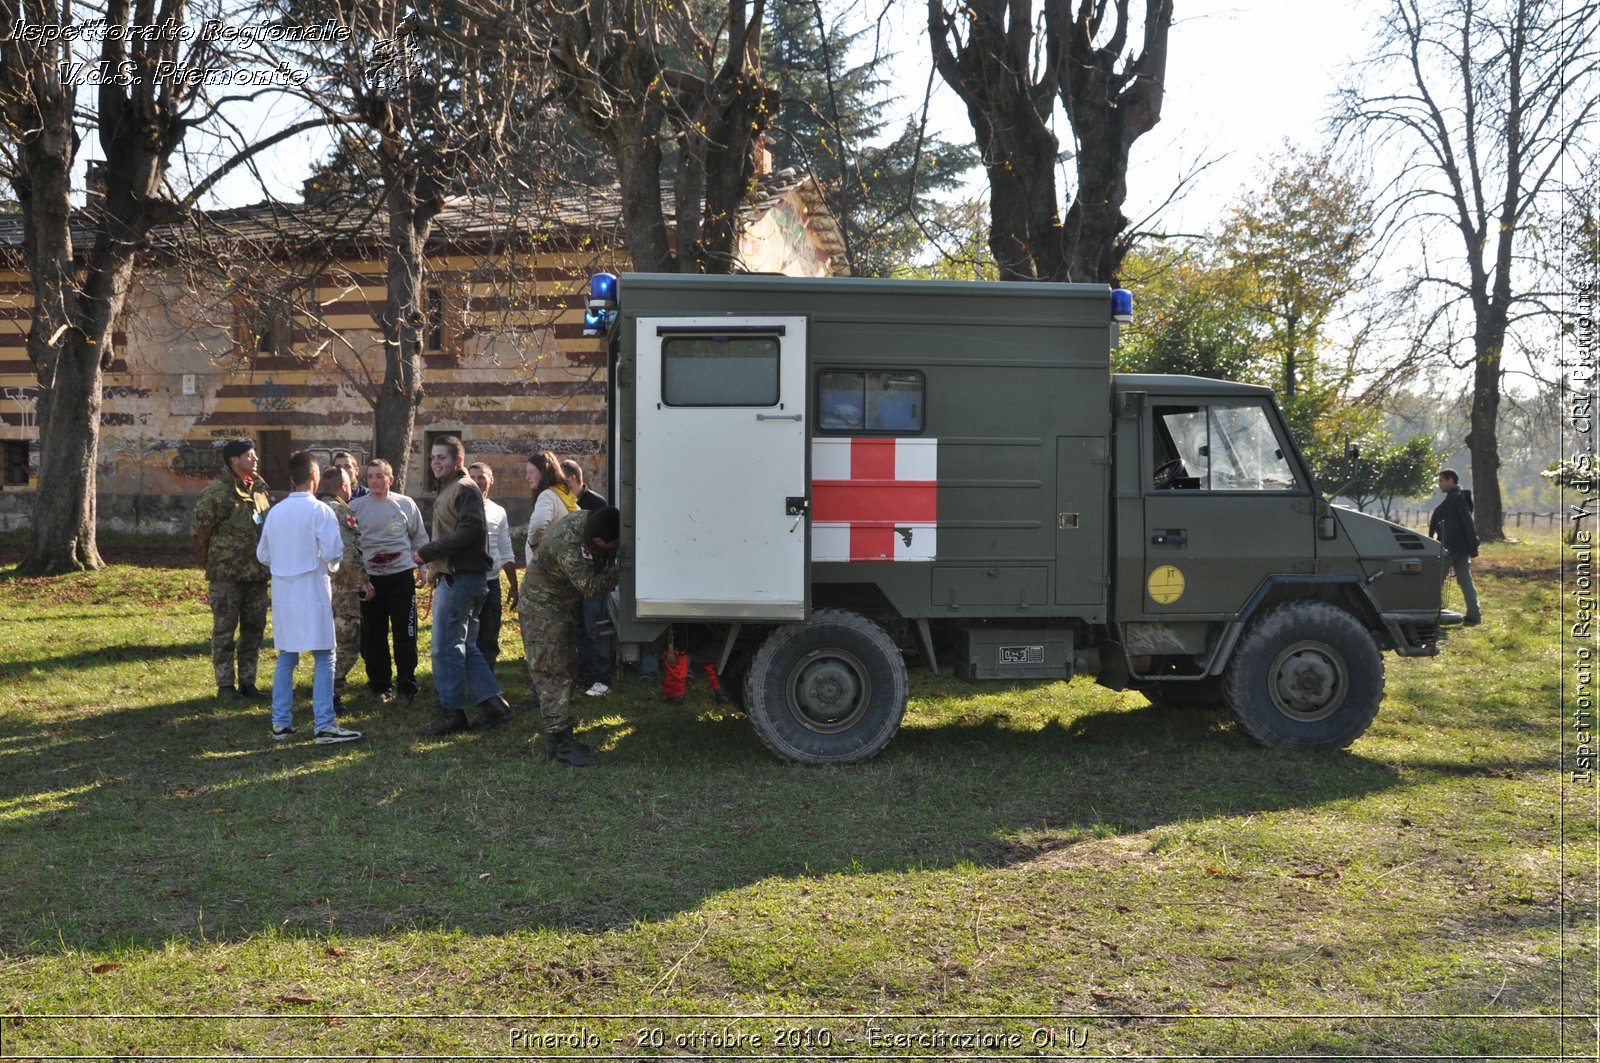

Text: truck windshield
xmin=1155 ymin=404 xmax=1298 ymax=491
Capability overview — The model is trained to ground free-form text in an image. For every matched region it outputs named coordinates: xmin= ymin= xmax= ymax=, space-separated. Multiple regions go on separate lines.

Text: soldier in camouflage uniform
xmin=526 ymin=506 xmax=621 ymax=766
xmin=316 ymin=465 xmax=374 ymax=705
xmin=189 ymin=440 xmax=272 ymax=703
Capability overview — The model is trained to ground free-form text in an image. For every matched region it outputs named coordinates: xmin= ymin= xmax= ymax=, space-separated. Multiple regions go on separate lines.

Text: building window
xmin=3 ymin=441 xmax=30 ymax=485
xmin=817 ymin=370 xmax=924 ymax=433
xmin=425 ymin=287 xmax=445 ymax=351
xmin=258 ymin=311 xmax=290 ymax=354
xmin=662 ymin=334 xmax=780 ymax=407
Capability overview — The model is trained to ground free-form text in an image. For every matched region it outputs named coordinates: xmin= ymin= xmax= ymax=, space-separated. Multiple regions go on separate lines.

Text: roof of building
xmin=0 ymin=169 xmax=845 ymax=265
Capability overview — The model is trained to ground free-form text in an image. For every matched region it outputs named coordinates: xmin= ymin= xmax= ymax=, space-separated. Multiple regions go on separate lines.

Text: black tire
xmin=1142 ymin=678 xmax=1225 ymax=710
xmin=1222 ymin=601 xmax=1384 ymax=750
xmin=744 ymin=609 xmax=908 ymax=764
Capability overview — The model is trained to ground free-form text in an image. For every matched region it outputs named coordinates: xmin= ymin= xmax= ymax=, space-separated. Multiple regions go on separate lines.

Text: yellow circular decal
xmin=1147 ymin=565 xmax=1186 ymax=605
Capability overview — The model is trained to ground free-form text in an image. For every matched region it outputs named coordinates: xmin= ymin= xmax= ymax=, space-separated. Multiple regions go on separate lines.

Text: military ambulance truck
xmin=588 ymin=272 xmax=1458 ymax=764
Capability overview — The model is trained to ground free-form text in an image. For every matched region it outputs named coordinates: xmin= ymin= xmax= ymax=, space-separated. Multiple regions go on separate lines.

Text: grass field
xmin=0 ymin=533 xmax=1592 ymax=1059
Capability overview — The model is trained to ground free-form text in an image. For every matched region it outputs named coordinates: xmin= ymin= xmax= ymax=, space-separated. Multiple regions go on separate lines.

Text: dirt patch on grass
xmin=1016 ymin=831 xmax=1170 ymax=871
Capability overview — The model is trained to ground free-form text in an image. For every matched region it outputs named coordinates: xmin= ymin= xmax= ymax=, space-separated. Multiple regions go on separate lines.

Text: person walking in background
xmin=516 ymin=451 xmax=579 ymax=702
xmin=468 ymin=461 xmax=517 ymax=671
xmin=190 ymin=439 xmax=272 ymax=705
xmin=562 ymin=458 xmax=612 ymax=698
xmin=525 ymin=507 xmax=622 ymax=766
xmin=255 ymin=452 xmax=362 ymax=745
xmin=316 ymin=463 xmax=374 ymax=708
xmin=1429 ymin=467 xmax=1482 ymax=626
xmin=350 ymin=458 xmax=427 ymax=704
xmin=413 ymin=438 xmax=514 ymax=736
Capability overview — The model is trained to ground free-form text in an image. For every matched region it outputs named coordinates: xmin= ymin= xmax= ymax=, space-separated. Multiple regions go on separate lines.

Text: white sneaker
xmin=313 ymin=725 xmax=363 ymax=745
xmin=584 ymin=682 xmax=611 ymax=697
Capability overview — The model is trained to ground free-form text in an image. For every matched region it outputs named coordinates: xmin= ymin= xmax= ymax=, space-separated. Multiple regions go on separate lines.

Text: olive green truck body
xmin=595 ymin=273 xmax=1458 ymax=763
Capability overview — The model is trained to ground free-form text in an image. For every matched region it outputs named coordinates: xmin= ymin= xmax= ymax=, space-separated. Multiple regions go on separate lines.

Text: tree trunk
xmin=1467 ymin=320 xmax=1506 ymax=542
xmin=373 ymin=173 xmax=439 ymax=493
xmin=21 ymin=335 xmax=104 ymax=573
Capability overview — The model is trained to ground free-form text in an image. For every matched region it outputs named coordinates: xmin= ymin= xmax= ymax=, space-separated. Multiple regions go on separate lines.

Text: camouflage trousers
xmin=332 ymin=592 xmax=362 ymax=693
xmin=208 ymin=579 xmax=268 ymax=688
xmin=521 ymin=593 xmax=580 ymax=735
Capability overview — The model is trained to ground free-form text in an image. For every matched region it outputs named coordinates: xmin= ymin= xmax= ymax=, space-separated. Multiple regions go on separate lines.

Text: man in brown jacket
xmin=412 ymin=436 xmax=514 ymax=736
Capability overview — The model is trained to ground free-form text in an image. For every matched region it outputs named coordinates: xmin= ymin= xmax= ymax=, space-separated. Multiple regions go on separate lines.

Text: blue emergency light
xmin=588 ymin=272 xmax=618 ymax=310
xmin=1111 ymin=288 xmax=1134 ymax=323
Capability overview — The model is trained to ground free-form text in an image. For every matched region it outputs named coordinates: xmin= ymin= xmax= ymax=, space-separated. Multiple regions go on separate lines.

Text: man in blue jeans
xmin=413 ymin=437 xmax=514 ymax=736
xmin=1429 ymin=467 xmax=1482 ymax=626
xmin=255 ymin=451 xmax=362 ymax=745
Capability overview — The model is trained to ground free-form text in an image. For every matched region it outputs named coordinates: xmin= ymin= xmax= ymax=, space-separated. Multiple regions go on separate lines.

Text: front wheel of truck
xmin=744 ymin=610 xmax=908 ymax=764
xmin=1222 ymin=601 xmax=1385 ymax=750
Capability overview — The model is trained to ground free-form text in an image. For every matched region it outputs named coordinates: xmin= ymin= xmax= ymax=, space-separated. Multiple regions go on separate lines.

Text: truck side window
xmin=1154 ymin=404 xmax=1298 ymax=491
xmin=818 ymin=370 xmax=924 ymax=432
xmin=662 ymin=335 xmax=780 ymax=406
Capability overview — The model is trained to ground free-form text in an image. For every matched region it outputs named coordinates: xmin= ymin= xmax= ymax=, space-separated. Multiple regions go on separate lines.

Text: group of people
xmin=190 ymin=437 xmax=623 ymax=765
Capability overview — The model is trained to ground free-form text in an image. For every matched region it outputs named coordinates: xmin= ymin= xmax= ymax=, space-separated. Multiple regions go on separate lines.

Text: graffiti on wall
xmin=250 ymin=379 xmax=295 ymax=414
xmin=3 ymin=386 xmax=40 ymax=431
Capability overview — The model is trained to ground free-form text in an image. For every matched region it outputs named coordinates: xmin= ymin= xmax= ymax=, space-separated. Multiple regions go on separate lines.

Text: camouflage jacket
xmin=321 ymin=495 xmax=367 ymax=597
xmin=190 ymin=471 xmax=271 ymax=582
xmin=528 ymin=510 xmax=619 ymax=617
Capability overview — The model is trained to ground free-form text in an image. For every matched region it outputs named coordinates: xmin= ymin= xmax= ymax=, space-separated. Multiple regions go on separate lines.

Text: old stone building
xmin=0 ymin=171 xmax=843 ymax=532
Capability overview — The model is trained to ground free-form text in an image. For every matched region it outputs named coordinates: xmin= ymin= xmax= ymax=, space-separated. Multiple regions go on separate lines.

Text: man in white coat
xmin=256 ymin=451 xmax=363 ymax=745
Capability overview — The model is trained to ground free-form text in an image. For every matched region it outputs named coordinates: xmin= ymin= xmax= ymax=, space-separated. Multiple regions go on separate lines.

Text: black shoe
xmin=217 ymin=685 xmax=244 ymax=704
xmin=545 ymin=729 xmax=599 ymax=767
xmin=1464 ymin=615 xmax=1482 ymax=626
xmin=396 ymin=684 xmax=418 ymax=706
xmin=473 ymin=694 xmax=514 ymax=730
xmin=417 ymin=710 xmax=470 ymax=737
xmin=237 ymin=684 xmax=269 ymax=702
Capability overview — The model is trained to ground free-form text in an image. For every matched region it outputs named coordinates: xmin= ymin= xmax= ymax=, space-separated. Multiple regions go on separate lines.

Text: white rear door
xmin=634 ymin=317 xmax=808 ymax=619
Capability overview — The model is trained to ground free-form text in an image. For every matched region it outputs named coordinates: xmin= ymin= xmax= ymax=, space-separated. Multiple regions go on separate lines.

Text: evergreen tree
xmin=766 ymin=0 xmax=975 ymax=277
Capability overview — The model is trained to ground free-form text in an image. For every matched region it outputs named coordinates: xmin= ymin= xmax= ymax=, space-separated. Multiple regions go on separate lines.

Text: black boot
xmin=418 ymin=709 xmax=470 ymax=737
xmin=545 ymin=728 xmax=598 ymax=767
xmin=473 ymin=694 xmax=514 ymax=730
xmin=237 ymin=684 xmax=269 ymax=702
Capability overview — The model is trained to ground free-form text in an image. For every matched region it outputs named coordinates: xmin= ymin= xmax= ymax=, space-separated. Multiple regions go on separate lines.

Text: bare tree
xmin=927 ymin=0 xmax=1173 ymax=283
xmin=533 ymin=0 xmax=778 ymax=274
xmin=1335 ymin=0 xmax=1600 ymax=541
xmin=258 ymin=0 xmax=535 ymax=489
xmin=0 ymin=0 xmax=328 ymax=573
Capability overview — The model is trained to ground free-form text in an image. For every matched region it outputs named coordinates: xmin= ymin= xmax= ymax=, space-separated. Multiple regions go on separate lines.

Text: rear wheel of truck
xmin=1222 ymin=601 xmax=1384 ymax=750
xmin=744 ymin=610 xmax=908 ymax=764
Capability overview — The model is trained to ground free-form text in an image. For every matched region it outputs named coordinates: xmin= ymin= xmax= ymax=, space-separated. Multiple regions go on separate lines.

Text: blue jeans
xmin=1444 ymin=553 xmax=1481 ymax=620
xmin=272 ymin=649 xmax=335 ymax=732
xmin=431 ymin=571 xmax=502 ymax=711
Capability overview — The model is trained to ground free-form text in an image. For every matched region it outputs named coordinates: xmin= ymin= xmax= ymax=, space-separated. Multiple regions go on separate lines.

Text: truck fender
xmin=1203 ymin=575 xmax=1382 ymax=677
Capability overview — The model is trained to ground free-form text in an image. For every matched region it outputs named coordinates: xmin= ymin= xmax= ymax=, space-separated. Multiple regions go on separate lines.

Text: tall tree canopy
xmin=766 ymin=0 xmax=974 ymax=277
xmin=1335 ymin=0 xmax=1600 ymax=540
xmin=533 ymin=0 xmax=777 ymax=274
xmin=927 ymin=0 xmax=1173 ymax=283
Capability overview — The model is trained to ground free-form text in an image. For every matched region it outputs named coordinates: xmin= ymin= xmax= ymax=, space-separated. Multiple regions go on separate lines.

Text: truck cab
xmin=594 ymin=272 xmax=1456 ymax=764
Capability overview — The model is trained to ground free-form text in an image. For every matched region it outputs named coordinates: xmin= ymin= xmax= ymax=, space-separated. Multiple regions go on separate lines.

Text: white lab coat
xmin=256 ymin=491 xmax=343 ymax=652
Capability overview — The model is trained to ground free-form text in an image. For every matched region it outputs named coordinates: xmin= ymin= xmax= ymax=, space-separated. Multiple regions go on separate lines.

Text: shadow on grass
xmin=0 ymin=675 xmax=1439 ymax=956
xmin=0 ymin=640 xmax=207 ymax=674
